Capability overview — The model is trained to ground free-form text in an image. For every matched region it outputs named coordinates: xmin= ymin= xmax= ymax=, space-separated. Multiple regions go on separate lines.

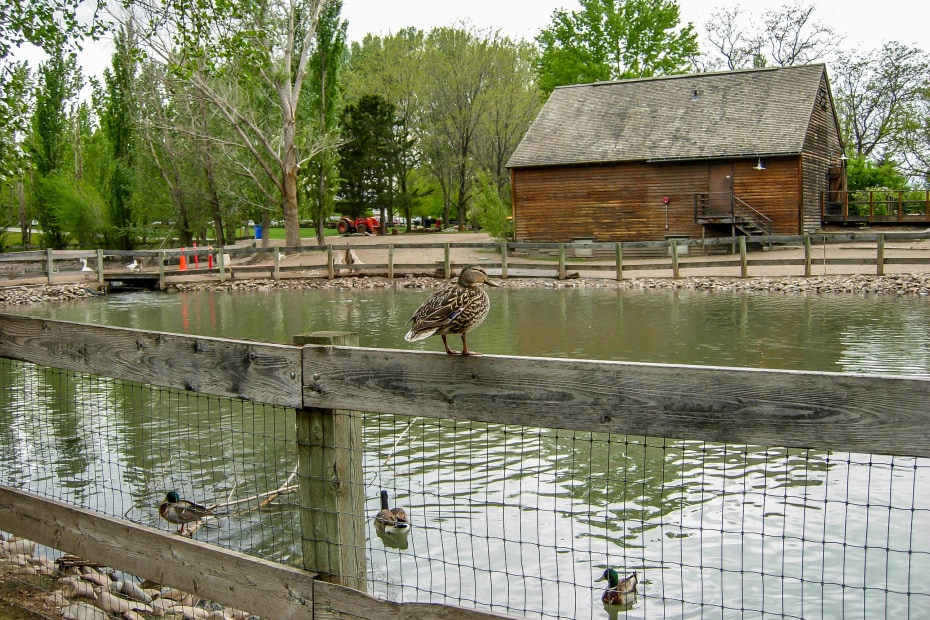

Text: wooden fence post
xmin=273 ymin=247 xmax=281 ymax=280
xmin=218 ymin=249 xmax=226 ymax=282
xmin=388 ymin=244 xmax=394 ymax=279
xmin=558 ymin=243 xmax=566 ymax=280
xmin=46 ymin=249 xmax=54 ymax=285
xmin=500 ymin=241 xmax=508 ymax=280
xmin=739 ymin=236 xmax=748 ymax=278
xmin=327 ymin=246 xmax=335 ymax=280
xmin=616 ymin=243 xmax=623 ymax=281
xmin=877 ymin=233 xmax=885 ymax=276
xmin=158 ymin=251 xmax=166 ymax=291
xmin=96 ymin=249 xmax=105 ymax=285
xmin=803 ymin=235 xmax=812 ymax=277
xmin=670 ymin=241 xmax=680 ymax=279
xmin=293 ymin=331 xmax=366 ymax=592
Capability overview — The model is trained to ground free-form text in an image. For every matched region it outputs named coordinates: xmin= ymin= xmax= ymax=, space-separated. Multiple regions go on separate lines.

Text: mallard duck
xmin=596 ymin=568 xmax=637 ymax=605
xmin=159 ymin=491 xmax=216 ymax=534
xmin=404 ymin=265 xmax=499 ymax=355
xmin=374 ymin=490 xmax=410 ymax=534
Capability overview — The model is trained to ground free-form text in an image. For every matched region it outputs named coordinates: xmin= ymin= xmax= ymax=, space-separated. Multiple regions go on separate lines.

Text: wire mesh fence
xmin=2 ymin=357 xmax=929 ymax=619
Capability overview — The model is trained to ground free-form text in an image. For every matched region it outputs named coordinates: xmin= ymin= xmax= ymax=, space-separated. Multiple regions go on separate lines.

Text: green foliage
xmin=535 ymin=0 xmax=698 ymax=95
xmin=41 ymin=174 xmax=106 ymax=246
xmin=1 ymin=0 xmax=106 ymax=178
xmin=300 ymin=0 xmax=348 ymax=244
xmin=338 ymin=94 xmax=399 ymax=218
xmin=846 ymin=156 xmax=908 ymax=192
xmin=469 ymin=172 xmax=513 ymax=240
xmin=98 ymin=25 xmax=138 ymax=249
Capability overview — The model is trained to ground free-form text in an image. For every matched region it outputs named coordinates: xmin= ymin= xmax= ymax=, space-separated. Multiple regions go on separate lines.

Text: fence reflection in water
xmin=1 ymin=358 xmax=927 ymax=619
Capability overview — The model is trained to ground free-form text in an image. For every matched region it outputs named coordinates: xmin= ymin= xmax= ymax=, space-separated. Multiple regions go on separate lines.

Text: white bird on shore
xmin=80 ymin=258 xmax=92 ymax=272
xmin=126 ymin=259 xmax=141 ymax=272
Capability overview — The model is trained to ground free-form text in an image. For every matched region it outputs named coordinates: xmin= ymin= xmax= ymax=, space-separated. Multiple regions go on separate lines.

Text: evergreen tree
xmin=338 ymin=94 xmax=398 ymax=221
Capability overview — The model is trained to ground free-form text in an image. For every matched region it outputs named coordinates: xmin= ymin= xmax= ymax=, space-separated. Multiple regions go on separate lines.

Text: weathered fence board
xmin=302 ymin=346 xmax=930 ymax=458
xmin=0 ymin=313 xmax=303 ymax=408
xmin=312 ymin=580 xmax=520 ymax=619
xmin=0 ymin=486 xmax=317 ymax=619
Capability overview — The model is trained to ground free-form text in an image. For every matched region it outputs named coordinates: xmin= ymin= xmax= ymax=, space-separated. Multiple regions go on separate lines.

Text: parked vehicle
xmin=336 ymin=216 xmax=380 ymax=235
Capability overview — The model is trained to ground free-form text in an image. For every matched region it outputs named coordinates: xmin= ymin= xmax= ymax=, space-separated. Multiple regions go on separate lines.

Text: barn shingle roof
xmin=507 ymin=64 xmax=828 ymax=169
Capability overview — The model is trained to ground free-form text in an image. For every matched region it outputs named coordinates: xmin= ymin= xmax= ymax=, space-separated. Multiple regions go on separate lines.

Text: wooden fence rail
xmin=1 ymin=313 xmax=929 ymax=618
xmin=3 ymin=231 xmax=930 ymax=288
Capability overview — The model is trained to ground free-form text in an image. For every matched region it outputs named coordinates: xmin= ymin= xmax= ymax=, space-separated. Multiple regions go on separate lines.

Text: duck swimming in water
xmin=404 ymin=265 xmax=499 ymax=355
xmin=373 ymin=489 xmax=410 ymax=534
xmin=596 ymin=568 xmax=638 ymax=605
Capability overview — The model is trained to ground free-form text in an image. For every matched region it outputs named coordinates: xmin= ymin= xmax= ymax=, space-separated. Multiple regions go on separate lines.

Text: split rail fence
xmin=1 ymin=313 xmax=929 ymax=618
xmin=2 ymin=231 xmax=930 ymax=288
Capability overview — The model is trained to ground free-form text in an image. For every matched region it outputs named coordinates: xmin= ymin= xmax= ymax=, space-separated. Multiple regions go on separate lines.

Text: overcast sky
xmin=340 ymin=0 xmax=925 ymax=50
xmin=23 ymin=0 xmax=928 ymax=84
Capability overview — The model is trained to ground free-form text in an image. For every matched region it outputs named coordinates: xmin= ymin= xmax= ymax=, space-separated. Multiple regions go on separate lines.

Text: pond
xmin=4 ymin=286 xmax=930 ymax=619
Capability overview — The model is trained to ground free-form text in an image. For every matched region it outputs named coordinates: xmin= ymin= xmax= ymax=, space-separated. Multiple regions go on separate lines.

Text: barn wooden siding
xmin=511 ymin=157 xmax=805 ymax=244
xmin=800 ymin=73 xmax=844 ymax=233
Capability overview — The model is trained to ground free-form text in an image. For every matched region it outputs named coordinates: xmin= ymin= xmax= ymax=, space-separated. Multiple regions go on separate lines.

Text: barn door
xmin=708 ymin=164 xmax=733 ymax=214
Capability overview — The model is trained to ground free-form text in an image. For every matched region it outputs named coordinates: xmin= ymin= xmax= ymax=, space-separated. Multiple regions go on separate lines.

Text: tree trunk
xmin=283 ymin=160 xmax=301 ymax=248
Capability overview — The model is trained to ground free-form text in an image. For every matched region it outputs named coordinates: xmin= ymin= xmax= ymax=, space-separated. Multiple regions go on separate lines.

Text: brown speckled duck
xmin=404 ymin=265 xmax=499 ymax=355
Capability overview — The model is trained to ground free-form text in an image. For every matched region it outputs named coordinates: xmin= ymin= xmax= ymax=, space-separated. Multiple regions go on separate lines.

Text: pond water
xmin=4 ymin=287 xmax=930 ymax=619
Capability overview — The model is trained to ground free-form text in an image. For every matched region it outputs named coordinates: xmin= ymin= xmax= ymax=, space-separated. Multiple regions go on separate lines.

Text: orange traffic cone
xmin=193 ymin=241 xmax=200 ymax=268
xmin=179 ymin=249 xmax=187 ymax=271
xmin=208 ymin=252 xmax=214 ymax=269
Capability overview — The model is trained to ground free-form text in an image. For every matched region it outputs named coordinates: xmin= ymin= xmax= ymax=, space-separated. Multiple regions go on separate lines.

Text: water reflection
xmin=5 ymin=287 xmax=930 ymax=618
xmin=15 ymin=287 xmax=930 ymax=375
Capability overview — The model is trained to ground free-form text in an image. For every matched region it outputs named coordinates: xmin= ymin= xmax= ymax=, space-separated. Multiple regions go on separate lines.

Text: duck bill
xmin=485 ymin=278 xmax=500 ymax=287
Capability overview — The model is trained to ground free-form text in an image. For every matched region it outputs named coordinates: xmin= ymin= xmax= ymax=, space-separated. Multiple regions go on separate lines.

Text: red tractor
xmin=336 ymin=216 xmax=380 ymax=235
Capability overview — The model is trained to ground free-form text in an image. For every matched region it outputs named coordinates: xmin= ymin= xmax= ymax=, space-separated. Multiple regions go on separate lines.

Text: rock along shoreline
xmin=3 ymin=273 xmax=930 ymax=307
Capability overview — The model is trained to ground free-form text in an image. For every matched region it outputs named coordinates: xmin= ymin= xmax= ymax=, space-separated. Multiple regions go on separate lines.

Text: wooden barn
xmin=506 ymin=64 xmax=846 ymax=245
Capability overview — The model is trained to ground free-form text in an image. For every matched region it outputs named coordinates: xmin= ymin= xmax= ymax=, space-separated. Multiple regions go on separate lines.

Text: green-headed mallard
xmin=596 ymin=568 xmax=637 ymax=605
xmin=374 ymin=490 xmax=410 ymax=534
xmin=404 ymin=265 xmax=499 ymax=355
xmin=159 ymin=491 xmax=217 ymax=534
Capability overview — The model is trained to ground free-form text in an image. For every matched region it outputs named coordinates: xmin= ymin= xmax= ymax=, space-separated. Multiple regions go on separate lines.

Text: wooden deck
xmin=822 ymin=189 xmax=930 ymax=224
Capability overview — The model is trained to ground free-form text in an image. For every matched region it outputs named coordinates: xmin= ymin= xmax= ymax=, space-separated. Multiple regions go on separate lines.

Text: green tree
xmin=338 ymin=94 xmax=398 ymax=221
xmin=99 ymin=24 xmax=138 ymax=249
xmin=346 ymin=29 xmax=426 ymax=229
xmin=28 ymin=41 xmax=81 ymax=248
xmin=127 ymin=0 xmax=331 ymax=248
xmin=846 ymin=156 xmax=908 ymax=192
xmin=301 ymin=0 xmax=347 ymax=246
xmin=1 ymin=0 xmax=105 ymax=178
xmin=535 ymin=0 xmax=698 ymax=96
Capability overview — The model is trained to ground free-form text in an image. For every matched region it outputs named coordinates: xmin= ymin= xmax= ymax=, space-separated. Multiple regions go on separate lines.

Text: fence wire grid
xmin=1 ymin=358 xmax=929 ymax=619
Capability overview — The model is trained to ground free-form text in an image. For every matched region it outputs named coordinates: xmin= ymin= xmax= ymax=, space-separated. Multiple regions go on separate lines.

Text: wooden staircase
xmin=694 ymin=193 xmax=772 ymax=236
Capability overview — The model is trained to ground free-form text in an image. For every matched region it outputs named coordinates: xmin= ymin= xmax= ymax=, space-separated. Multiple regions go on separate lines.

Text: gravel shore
xmin=4 ymin=272 xmax=930 ymax=308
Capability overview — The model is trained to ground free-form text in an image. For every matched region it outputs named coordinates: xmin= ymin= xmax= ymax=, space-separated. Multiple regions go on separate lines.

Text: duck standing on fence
xmin=374 ymin=489 xmax=410 ymax=534
xmin=404 ymin=265 xmax=499 ymax=356
xmin=596 ymin=568 xmax=637 ymax=606
xmin=79 ymin=258 xmax=93 ymax=272
xmin=159 ymin=491 xmax=217 ymax=535
xmin=126 ymin=258 xmax=141 ymax=272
